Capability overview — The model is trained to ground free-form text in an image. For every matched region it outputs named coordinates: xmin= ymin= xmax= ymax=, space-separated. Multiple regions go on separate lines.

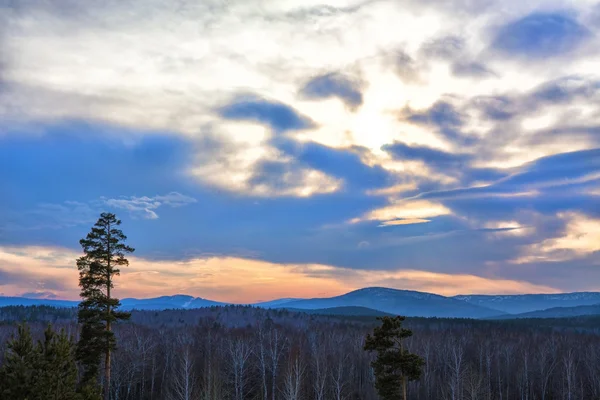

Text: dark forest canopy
xmin=2 ymin=305 xmax=600 ymax=399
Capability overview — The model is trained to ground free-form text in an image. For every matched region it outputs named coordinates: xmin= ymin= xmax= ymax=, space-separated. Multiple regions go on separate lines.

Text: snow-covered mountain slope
xmin=454 ymin=292 xmax=600 ymax=314
xmin=489 ymin=303 xmax=600 ymax=319
xmin=120 ymin=295 xmax=225 ymax=310
xmin=268 ymin=287 xmax=504 ymax=318
xmin=252 ymin=298 xmax=302 ymax=308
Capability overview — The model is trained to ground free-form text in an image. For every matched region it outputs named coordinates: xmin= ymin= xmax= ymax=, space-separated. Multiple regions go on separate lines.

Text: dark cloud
xmin=383 ymin=141 xmax=507 ymax=186
xmin=283 ymin=0 xmax=376 ymax=20
xmin=248 ymin=160 xmax=309 ymax=193
xmin=492 ymin=12 xmax=591 ymax=59
xmin=529 ymin=76 xmax=600 ymax=105
xmin=218 ymin=94 xmax=315 ymax=133
xmin=412 ymin=148 xmax=600 ymax=220
xmin=393 ymin=51 xmax=420 ymax=83
xmin=406 ymin=101 xmax=463 ymax=127
xmin=470 ymin=95 xmax=517 ymax=121
xmin=384 ymin=142 xmax=471 ymax=168
xmin=273 ymin=139 xmax=391 ymax=190
xmin=421 ymin=35 xmax=465 ymax=60
xmin=402 ymin=101 xmax=476 ymax=146
xmin=452 ymin=62 xmax=495 ymax=78
xmin=525 ymin=125 xmax=600 ymax=148
xmin=300 ymin=72 xmax=363 ymax=108
xmin=422 ymin=149 xmax=600 ymax=198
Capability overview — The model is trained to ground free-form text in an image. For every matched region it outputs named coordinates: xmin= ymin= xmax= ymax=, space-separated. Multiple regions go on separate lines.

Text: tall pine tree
xmin=76 ymin=212 xmax=134 ymax=400
xmin=364 ymin=316 xmax=425 ymax=400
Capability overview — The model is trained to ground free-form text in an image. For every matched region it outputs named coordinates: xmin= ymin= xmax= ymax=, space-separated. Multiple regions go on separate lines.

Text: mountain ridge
xmin=3 ymin=288 xmax=600 ymax=318
xmin=454 ymin=292 xmax=600 ymax=314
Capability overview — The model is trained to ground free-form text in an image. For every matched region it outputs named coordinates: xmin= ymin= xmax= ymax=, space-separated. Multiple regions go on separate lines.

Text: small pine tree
xmin=364 ymin=316 xmax=425 ymax=400
xmin=33 ymin=325 xmax=81 ymax=400
xmin=0 ymin=323 xmax=88 ymax=400
xmin=76 ymin=212 xmax=134 ymax=400
xmin=0 ymin=324 xmax=38 ymax=399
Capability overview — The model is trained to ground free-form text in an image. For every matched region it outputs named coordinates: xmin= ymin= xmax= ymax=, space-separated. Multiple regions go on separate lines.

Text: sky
xmin=1 ymin=0 xmax=600 ymax=303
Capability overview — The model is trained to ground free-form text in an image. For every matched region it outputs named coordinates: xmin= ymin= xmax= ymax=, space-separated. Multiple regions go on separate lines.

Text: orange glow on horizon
xmin=0 ymin=245 xmax=565 ymax=303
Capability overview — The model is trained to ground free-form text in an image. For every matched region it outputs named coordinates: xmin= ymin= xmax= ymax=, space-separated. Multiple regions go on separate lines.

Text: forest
xmin=2 ymin=304 xmax=600 ymax=400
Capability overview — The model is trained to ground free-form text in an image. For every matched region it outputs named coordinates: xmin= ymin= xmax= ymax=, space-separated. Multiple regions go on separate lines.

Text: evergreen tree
xmin=76 ymin=212 xmax=134 ymax=400
xmin=364 ymin=316 xmax=425 ymax=400
xmin=0 ymin=324 xmax=38 ymax=399
xmin=33 ymin=325 xmax=81 ymax=400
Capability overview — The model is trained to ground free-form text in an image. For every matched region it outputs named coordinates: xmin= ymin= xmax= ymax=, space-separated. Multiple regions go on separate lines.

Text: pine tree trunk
xmin=104 ymin=339 xmax=111 ymax=400
xmin=402 ymin=375 xmax=407 ymax=400
xmin=105 ymin=226 xmax=112 ymax=400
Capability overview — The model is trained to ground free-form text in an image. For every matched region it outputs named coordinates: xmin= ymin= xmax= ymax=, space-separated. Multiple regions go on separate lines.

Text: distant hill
xmin=0 ymin=295 xmax=224 ymax=310
xmin=489 ymin=303 xmax=600 ymax=319
xmin=267 ymin=287 xmax=504 ymax=318
xmin=454 ymin=292 xmax=600 ymax=314
xmin=0 ymin=297 xmax=78 ymax=308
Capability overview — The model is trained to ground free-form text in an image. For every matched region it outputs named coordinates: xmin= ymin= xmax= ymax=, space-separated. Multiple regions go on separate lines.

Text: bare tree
xmin=447 ymin=337 xmax=465 ymax=400
xmin=170 ymin=335 xmax=197 ymax=400
xmin=257 ymin=322 xmax=270 ymax=400
xmin=464 ymin=365 xmax=484 ymax=400
xmin=563 ymin=348 xmax=578 ymax=400
xmin=269 ymin=328 xmax=286 ymax=400
xmin=308 ymin=332 xmax=327 ymax=400
xmin=282 ymin=355 xmax=304 ymax=400
xmin=331 ymin=353 xmax=349 ymax=400
xmin=228 ymin=336 xmax=252 ymax=400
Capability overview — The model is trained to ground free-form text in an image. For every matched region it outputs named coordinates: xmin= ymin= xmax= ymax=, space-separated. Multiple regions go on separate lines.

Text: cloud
xmin=492 ymin=12 xmax=591 ymax=59
xmin=415 ymin=148 xmax=600 ymax=204
xmin=246 ymin=159 xmax=341 ymax=197
xmin=452 ymin=62 xmax=495 ymax=78
xmin=300 ymin=72 xmax=363 ymax=108
xmin=513 ymin=212 xmax=600 ymax=263
xmin=384 ymin=141 xmax=471 ymax=169
xmin=0 ymin=244 xmax=560 ymax=302
xmin=379 ymin=218 xmax=431 ymax=227
xmin=218 ymin=94 xmax=315 ymax=133
xmin=352 ymin=199 xmax=451 ymax=226
xmin=0 ymin=247 xmax=75 ymax=295
xmin=274 ymin=139 xmax=391 ymax=191
xmin=471 ymin=95 xmax=517 ymax=121
xmin=421 ymin=35 xmax=465 ymax=60
xmin=401 ymin=100 xmax=476 ymax=146
xmin=529 ymin=75 xmax=600 ymax=105
xmin=383 ymin=141 xmax=506 ymax=185
xmin=103 ymin=192 xmax=197 ymax=219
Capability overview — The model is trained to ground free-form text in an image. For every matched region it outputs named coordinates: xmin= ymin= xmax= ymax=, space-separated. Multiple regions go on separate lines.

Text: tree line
xmin=3 ymin=305 xmax=600 ymax=399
